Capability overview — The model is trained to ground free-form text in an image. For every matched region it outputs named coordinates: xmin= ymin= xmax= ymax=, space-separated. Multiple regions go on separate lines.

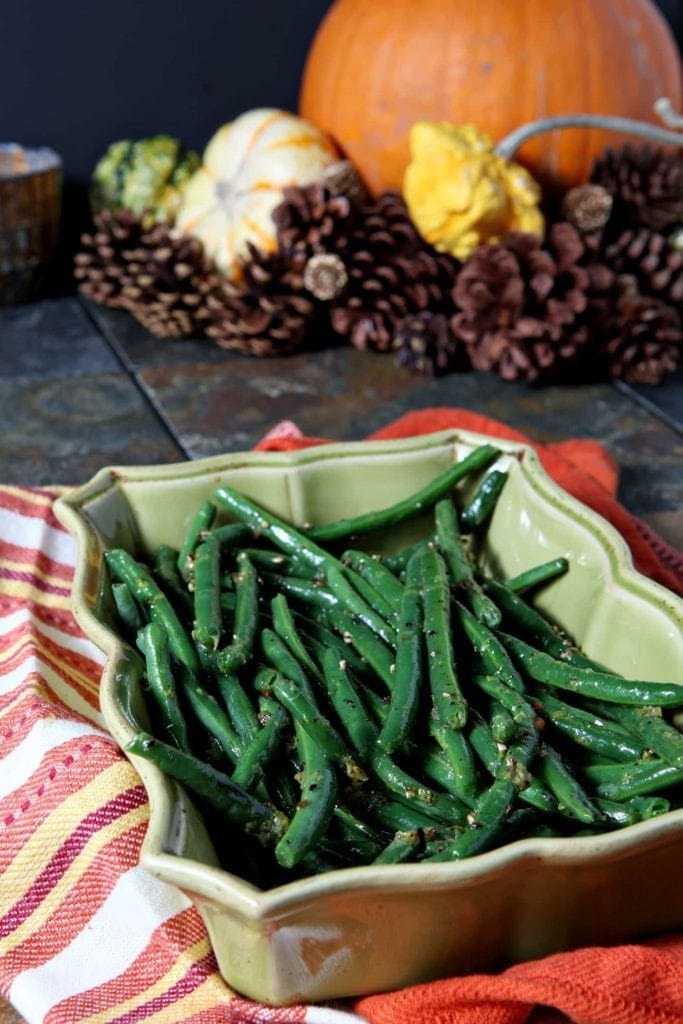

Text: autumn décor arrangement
xmin=75 ymin=0 xmax=683 ymax=386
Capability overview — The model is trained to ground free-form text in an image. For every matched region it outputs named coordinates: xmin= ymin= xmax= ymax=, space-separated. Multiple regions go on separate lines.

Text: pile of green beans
xmin=104 ymin=445 xmax=683 ymax=887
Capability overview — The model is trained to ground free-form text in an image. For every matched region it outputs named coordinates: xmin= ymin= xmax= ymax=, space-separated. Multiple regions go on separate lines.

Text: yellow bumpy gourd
xmin=403 ymin=122 xmax=544 ymax=260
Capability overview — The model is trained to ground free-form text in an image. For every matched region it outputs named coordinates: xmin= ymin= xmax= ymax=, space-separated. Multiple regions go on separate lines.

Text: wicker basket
xmin=0 ymin=144 xmax=63 ymax=304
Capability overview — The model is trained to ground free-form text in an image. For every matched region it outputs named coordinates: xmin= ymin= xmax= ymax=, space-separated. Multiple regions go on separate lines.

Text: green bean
xmin=468 ymin=718 xmax=504 ymax=778
xmin=583 ymin=698 xmax=683 ymax=768
xmin=418 ymin=743 xmax=470 ymax=801
xmin=214 ymin=484 xmax=331 ymax=571
xmin=594 ymin=797 xmax=637 ymax=827
xmin=593 ymin=796 xmax=671 ymax=827
xmin=430 ymin=719 xmax=478 ymax=804
xmin=582 ymin=758 xmax=683 ymax=801
xmin=369 ymin=751 xmax=463 ymax=824
xmin=192 ymin=535 xmax=222 ymax=651
xmin=231 ymin=704 xmax=288 ymax=792
xmin=532 ymin=689 xmax=644 ymax=762
xmin=424 ymin=784 xmax=515 ymax=862
xmin=484 ymin=580 xmax=595 ymax=666
xmin=136 ymin=622 xmax=191 ymax=752
xmin=471 ymin=675 xmax=541 ymax=797
xmin=459 ymin=469 xmax=508 ymax=530
xmin=220 ymin=591 xmax=236 ymax=614
xmin=216 ymin=673 xmax=260 ymax=745
xmin=325 ymin=564 xmax=395 ymax=645
xmin=358 ymin=683 xmax=391 ymax=726
xmin=536 ymin=746 xmax=602 ymax=825
xmin=333 ymin=805 xmax=386 ymax=850
xmin=105 ymin=549 xmax=200 ymax=675
xmin=342 ymin=550 xmax=404 ymax=614
xmin=373 ymin=830 xmax=422 ymax=864
xmin=456 ymin=603 xmax=525 ymax=693
xmin=322 ymin=648 xmax=378 ymax=761
xmin=434 ymin=498 xmax=501 ymax=627
xmin=427 ymin=706 xmax=539 ymax=862
xmin=421 ymin=547 xmax=468 ymax=730
xmin=379 ymin=536 xmax=433 ymax=576
xmin=271 ymin=593 xmax=324 ymax=684
xmin=468 ymin=717 xmax=557 ymax=814
xmin=503 ymin=807 xmax=546 ymax=842
xmin=490 ymin=704 xmax=516 ymax=744
xmin=274 ymin=721 xmax=337 ymax=868
xmin=241 ymin=547 xmax=300 ymax=574
xmin=306 ymin=444 xmax=500 ymax=543
xmin=627 ymin=795 xmax=672 ymax=820
xmin=263 ymin=749 xmax=300 ymax=816
xmin=377 ymin=551 xmax=423 ymax=754
xmin=260 ymin=628 xmax=317 ymax=703
xmin=293 ymin=611 xmax=369 ymax=678
xmin=177 ymin=500 xmax=216 ymax=581
xmin=473 ymin=673 xmax=539 ymax=735
xmin=216 ymin=552 xmax=258 ymax=674
xmin=317 ymin=836 xmax=379 ymax=866
xmin=310 ymin=833 xmax=373 ymax=870
xmin=260 ymin=573 xmax=337 ymax=610
xmin=152 ymin=545 xmax=193 ymax=616
xmin=177 ymin=666 xmax=242 ymax=763
xmin=112 ymin=582 xmax=143 ymax=637
xmin=326 ymin=607 xmax=396 ymax=691
xmin=343 ymin=563 xmax=399 ymax=626
xmin=262 ymin=671 xmax=357 ymax=771
xmin=505 ymin=557 xmax=569 ymax=595
xmin=501 ymin=634 xmax=683 ymax=707
xmin=364 ymin=794 xmax=451 ymax=834
xmin=127 ymin=731 xmax=286 ymax=845
xmin=206 ymin=522 xmax=251 ymax=551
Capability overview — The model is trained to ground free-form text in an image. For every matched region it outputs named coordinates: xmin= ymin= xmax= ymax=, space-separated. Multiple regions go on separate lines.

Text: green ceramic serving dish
xmin=54 ymin=428 xmax=683 ymax=1006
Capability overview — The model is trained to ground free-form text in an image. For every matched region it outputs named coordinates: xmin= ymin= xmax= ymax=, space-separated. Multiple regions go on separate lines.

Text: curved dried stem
xmin=496 ymin=98 xmax=683 ymax=161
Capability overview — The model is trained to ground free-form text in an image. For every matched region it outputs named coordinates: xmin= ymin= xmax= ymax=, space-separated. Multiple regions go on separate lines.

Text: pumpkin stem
xmin=496 ymin=98 xmax=683 ymax=161
xmin=654 ymin=97 xmax=683 ymax=131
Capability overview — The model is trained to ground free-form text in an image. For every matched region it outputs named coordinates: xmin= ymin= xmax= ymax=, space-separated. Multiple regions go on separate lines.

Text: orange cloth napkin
xmin=256 ymin=407 xmax=683 ymax=597
xmin=257 ymin=407 xmax=683 ymax=1024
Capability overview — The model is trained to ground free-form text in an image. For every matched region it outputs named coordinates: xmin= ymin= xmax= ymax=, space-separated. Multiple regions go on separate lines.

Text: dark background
xmin=1 ymin=0 xmax=681 ymax=286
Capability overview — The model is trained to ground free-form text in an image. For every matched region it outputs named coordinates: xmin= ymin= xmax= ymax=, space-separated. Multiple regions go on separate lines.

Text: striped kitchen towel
xmin=0 ymin=485 xmax=365 ymax=1024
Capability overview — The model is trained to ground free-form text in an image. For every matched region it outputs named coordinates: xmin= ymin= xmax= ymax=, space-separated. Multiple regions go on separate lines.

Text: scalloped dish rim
xmin=54 ymin=430 xmax=683 ymax=925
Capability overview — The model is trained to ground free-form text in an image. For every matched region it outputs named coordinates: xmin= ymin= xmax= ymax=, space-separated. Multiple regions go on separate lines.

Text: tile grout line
xmin=78 ymin=298 xmax=193 ymax=461
xmin=80 ymin=297 xmax=682 ymax=450
xmin=611 ymin=379 xmax=683 ymax=438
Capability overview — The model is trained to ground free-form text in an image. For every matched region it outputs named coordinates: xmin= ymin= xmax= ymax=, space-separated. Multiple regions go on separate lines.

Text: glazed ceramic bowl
xmin=54 ymin=428 xmax=683 ymax=1005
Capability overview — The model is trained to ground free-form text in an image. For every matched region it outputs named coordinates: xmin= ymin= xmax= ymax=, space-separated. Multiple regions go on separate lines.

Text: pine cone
xmin=562 ymin=185 xmax=613 ymax=234
xmin=303 ymin=253 xmax=348 ymax=301
xmin=272 ymin=183 xmax=360 ymax=261
xmin=451 ymin=223 xmax=607 ymax=382
xmin=202 ymin=244 xmax=316 ymax=356
xmin=393 ymin=312 xmax=462 ymax=376
xmin=599 ymin=281 xmax=682 ymax=384
xmin=590 ymin=145 xmax=683 ymax=234
xmin=117 ymin=224 xmax=219 ymax=338
xmin=74 ymin=209 xmax=147 ymax=308
xmin=603 ymin=228 xmax=683 ymax=308
xmin=319 ymin=160 xmax=369 ymax=208
xmin=330 ymin=191 xmax=459 ymax=352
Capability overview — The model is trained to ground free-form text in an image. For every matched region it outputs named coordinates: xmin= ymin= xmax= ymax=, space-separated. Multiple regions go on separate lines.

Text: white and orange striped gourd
xmin=176 ymin=108 xmax=339 ymax=278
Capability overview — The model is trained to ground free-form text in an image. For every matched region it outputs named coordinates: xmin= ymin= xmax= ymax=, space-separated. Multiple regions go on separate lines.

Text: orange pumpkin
xmin=299 ymin=0 xmax=682 ymax=194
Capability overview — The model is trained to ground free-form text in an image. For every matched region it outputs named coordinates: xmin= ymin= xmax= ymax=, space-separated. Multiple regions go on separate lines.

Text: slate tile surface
xmin=1 ymin=299 xmax=680 ymax=550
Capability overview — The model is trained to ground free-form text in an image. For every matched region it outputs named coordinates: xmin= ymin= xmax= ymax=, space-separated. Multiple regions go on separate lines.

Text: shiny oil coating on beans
xmin=107 ymin=450 xmax=682 ymax=887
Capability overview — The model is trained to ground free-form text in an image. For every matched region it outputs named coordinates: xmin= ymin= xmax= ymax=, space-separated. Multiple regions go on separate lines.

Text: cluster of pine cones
xmin=74 ymin=145 xmax=682 ymax=386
